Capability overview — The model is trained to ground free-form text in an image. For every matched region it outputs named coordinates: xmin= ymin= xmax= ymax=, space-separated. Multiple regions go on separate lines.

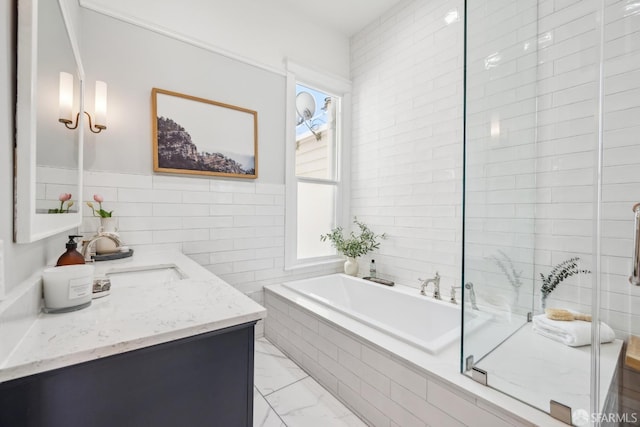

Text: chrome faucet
xmin=81 ymin=232 xmax=123 ymax=261
xmin=450 ymin=286 xmax=462 ymax=304
xmin=419 ymin=272 xmax=441 ymax=299
xmin=465 ymin=282 xmax=479 ymax=310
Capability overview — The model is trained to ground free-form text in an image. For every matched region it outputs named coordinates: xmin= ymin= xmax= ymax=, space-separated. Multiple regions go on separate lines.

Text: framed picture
xmin=151 ymin=88 xmax=258 ymax=179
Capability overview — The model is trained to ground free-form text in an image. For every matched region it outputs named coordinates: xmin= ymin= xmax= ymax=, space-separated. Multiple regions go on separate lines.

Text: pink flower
xmin=58 ymin=193 xmax=72 ymax=202
xmin=87 ymin=195 xmax=113 ymax=218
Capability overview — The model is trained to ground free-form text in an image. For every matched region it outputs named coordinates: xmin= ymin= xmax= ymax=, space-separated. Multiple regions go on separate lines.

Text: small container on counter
xmin=43 ymin=264 xmax=95 ymax=313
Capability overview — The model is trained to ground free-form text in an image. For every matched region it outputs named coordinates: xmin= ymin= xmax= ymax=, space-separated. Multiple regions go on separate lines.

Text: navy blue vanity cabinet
xmin=0 ymin=322 xmax=256 ymax=427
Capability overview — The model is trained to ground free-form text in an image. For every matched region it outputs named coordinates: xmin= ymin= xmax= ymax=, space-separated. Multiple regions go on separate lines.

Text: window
xmin=284 ymin=63 xmax=351 ymax=268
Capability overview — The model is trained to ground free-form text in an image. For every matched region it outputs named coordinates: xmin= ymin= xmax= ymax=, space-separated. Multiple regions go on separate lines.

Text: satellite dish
xmin=296 ymin=91 xmax=316 ymax=121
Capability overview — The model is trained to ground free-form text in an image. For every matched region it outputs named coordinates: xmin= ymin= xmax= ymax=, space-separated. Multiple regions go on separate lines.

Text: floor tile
xmin=255 ymin=337 xmax=309 ymax=395
xmin=265 ymin=376 xmax=367 ymax=427
xmin=254 ymin=387 xmax=286 ymax=427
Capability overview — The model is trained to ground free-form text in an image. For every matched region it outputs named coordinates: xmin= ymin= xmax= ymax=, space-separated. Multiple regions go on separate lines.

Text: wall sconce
xmin=58 ymin=71 xmax=107 ymax=134
xmin=296 ymin=91 xmax=322 ymax=141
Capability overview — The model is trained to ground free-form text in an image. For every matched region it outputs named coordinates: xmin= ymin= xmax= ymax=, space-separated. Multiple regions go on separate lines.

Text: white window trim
xmin=284 ymin=61 xmax=352 ymax=270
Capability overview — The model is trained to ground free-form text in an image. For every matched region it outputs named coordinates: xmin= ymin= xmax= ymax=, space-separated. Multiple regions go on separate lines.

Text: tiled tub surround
xmin=265 ymin=281 xmax=623 ymax=427
xmin=0 ymin=250 xmax=266 ymax=383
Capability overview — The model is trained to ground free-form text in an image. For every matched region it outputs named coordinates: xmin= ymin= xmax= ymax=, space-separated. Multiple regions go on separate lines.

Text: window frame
xmin=284 ymin=61 xmax=352 ymax=270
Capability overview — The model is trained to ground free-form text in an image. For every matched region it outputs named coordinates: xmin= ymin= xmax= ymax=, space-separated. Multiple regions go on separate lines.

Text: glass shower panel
xmin=461 ymin=0 xmax=628 ymax=425
xmin=599 ymin=0 xmax=640 ymax=424
xmin=462 ymin=0 xmax=539 ymax=373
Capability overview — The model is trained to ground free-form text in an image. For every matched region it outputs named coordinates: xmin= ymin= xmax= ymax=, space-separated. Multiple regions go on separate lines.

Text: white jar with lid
xmin=42 ymin=264 xmax=95 ymax=313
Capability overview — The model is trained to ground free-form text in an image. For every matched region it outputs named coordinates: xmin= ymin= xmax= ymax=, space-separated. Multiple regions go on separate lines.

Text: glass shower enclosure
xmin=461 ymin=0 xmax=640 ymax=425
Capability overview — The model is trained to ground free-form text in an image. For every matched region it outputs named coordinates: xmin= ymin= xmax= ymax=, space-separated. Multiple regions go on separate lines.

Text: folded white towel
xmin=532 ymin=314 xmax=615 ymax=347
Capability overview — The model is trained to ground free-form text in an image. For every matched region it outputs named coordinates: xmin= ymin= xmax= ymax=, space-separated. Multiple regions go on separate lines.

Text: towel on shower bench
xmin=532 ymin=314 xmax=615 ymax=347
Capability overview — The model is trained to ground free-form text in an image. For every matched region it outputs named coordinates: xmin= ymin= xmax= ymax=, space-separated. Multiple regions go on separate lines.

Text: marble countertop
xmin=0 ymin=250 xmax=266 ymax=383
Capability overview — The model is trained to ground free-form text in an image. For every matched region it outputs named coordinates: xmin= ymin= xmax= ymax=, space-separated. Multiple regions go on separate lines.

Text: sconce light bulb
xmin=58 ymin=72 xmax=74 ymax=123
xmin=94 ymin=80 xmax=107 ymax=129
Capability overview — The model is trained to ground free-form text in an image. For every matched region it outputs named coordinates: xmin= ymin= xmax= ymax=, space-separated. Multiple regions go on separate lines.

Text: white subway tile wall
xmin=350 ymin=0 xmax=465 ymax=289
xmin=601 ymin=0 xmax=640 ymax=416
xmin=352 ymin=0 xmax=639 ymax=416
xmin=351 ymin=0 xmax=639 ymax=333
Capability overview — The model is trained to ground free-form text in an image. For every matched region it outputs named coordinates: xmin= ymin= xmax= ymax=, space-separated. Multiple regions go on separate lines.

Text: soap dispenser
xmin=56 ymin=235 xmax=86 ymax=266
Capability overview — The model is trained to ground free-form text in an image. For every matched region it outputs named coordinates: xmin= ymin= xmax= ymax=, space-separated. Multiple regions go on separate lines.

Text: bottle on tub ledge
xmin=363 ymin=261 xmax=394 ymax=286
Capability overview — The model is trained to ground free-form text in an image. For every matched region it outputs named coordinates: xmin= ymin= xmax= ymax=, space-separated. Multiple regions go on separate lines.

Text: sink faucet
xmin=81 ymin=232 xmax=123 ymax=261
xmin=465 ymin=282 xmax=479 ymax=310
xmin=419 ymin=272 xmax=441 ymax=299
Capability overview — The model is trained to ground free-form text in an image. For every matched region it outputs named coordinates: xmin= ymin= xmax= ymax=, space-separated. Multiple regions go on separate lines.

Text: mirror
xmin=15 ymin=0 xmax=85 ymax=243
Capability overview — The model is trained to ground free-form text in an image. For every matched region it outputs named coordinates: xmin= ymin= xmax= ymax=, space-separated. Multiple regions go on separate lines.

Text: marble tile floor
xmin=253 ymin=337 xmax=368 ymax=427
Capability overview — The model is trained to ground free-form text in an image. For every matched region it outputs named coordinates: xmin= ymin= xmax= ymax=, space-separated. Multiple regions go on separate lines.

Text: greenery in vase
xmin=540 ymin=257 xmax=590 ymax=299
xmin=320 ymin=217 xmax=386 ymax=259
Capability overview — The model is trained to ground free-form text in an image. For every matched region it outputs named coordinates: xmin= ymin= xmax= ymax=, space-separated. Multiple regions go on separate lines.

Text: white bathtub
xmin=281 ymin=273 xmax=465 ymax=354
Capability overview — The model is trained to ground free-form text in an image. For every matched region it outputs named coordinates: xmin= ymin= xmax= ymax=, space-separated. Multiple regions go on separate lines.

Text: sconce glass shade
xmin=94 ymin=80 xmax=107 ymax=130
xmin=296 ymin=91 xmax=316 ymax=120
xmin=58 ymin=71 xmax=74 ymax=123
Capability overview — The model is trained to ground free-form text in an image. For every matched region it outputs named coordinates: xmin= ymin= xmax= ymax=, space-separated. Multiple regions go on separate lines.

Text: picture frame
xmin=151 ymin=88 xmax=258 ymax=179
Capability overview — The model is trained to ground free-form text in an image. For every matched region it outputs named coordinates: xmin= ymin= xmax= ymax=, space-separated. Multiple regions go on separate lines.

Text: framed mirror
xmin=15 ymin=0 xmax=85 ymax=243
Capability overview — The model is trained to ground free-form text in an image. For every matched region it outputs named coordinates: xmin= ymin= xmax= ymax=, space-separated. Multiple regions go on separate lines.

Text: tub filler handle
xmin=419 ymin=272 xmax=441 ymax=299
xmin=450 ymin=286 xmax=462 ymax=304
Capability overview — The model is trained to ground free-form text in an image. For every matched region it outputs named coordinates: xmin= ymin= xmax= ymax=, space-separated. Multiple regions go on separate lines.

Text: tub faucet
xmin=419 ymin=272 xmax=441 ymax=300
xmin=450 ymin=286 xmax=462 ymax=304
xmin=465 ymin=282 xmax=479 ymax=310
xmin=81 ymin=232 xmax=123 ymax=262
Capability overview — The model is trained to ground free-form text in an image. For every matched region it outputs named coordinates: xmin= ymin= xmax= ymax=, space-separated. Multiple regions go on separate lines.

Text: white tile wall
xmin=350 ymin=0 xmax=465 ymax=289
xmin=0 ymin=274 xmax=41 ymax=363
xmin=351 ymin=0 xmax=639 ymax=327
xmin=351 ymin=0 xmax=639 ymax=415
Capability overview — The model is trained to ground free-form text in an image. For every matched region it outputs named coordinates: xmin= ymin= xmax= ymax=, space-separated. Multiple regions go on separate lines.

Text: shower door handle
xmin=630 ymin=203 xmax=640 ymax=286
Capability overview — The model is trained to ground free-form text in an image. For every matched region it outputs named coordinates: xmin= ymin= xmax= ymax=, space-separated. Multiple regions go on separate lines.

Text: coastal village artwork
xmin=152 ymin=88 xmax=258 ymax=179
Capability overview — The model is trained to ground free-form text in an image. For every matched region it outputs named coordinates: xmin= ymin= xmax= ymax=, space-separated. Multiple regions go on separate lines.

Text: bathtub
xmin=280 ymin=273 xmax=466 ymax=355
xmin=264 ymin=274 xmax=576 ymax=427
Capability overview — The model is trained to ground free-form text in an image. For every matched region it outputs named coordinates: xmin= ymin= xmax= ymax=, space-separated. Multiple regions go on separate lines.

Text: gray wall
xmin=81 ymin=9 xmax=286 ymax=184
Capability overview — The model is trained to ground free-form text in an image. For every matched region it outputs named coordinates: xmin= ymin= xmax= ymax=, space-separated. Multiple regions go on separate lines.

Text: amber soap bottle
xmin=56 ymin=235 xmax=86 ymax=266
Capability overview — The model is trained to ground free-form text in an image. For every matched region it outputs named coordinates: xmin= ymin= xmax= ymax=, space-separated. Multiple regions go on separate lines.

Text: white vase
xmin=96 ymin=217 xmax=119 ymax=254
xmin=344 ymin=257 xmax=359 ymax=276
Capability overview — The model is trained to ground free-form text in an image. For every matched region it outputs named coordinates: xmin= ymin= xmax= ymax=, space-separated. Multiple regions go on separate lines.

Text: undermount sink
xmin=105 ymin=264 xmax=187 ymax=285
